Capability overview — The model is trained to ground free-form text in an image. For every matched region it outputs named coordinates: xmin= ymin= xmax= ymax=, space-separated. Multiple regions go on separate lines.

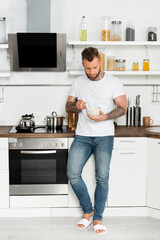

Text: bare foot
xmin=77 ymin=212 xmax=94 ymax=228
xmin=93 ymin=220 xmax=106 ymax=234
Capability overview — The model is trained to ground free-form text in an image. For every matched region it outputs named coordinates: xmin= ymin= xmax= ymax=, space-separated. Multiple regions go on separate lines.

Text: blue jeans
xmin=67 ymin=135 xmax=114 ymax=221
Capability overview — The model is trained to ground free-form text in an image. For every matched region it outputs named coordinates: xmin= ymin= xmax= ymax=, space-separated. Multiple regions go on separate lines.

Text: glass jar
xmin=99 ymin=50 xmax=105 ymax=71
xmin=111 ymin=21 xmax=122 ymax=41
xmin=107 ymin=56 xmax=115 ymax=71
xmin=0 ymin=17 xmax=6 ymax=43
xmin=115 ymin=59 xmax=126 ymax=71
xmin=132 ymin=62 xmax=139 ymax=71
xmin=126 ymin=21 xmax=135 ymax=41
xmin=101 ymin=16 xmax=110 ymax=41
xmin=143 ymin=59 xmax=150 ymax=71
xmin=147 ymin=27 xmax=157 ymax=41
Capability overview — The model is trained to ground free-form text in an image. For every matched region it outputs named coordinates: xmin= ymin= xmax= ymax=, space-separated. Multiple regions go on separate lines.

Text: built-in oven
xmin=9 ymin=138 xmax=68 ymax=196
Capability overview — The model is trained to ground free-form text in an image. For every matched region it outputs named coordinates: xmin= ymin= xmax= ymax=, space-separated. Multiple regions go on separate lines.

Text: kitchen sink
xmin=146 ymin=127 xmax=160 ymax=133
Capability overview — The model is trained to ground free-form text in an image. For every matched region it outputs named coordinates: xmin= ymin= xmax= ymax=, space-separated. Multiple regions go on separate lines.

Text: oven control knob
xmin=18 ymin=142 xmax=23 ymax=148
xmin=61 ymin=143 xmax=64 ymax=147
xmin=55 ymin=142 xmax=58 ymax=148
xmin=42 ymin=142 xmax=46 ymax=148
xmin=12 ymin=142 xmax=17 ymax=148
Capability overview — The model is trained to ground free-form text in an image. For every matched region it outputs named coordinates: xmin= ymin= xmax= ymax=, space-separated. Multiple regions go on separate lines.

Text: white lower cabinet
xmin=108 ymin=149 xmax=147 ymax=206
xmin=0 ymin=150 xmax=8 ymax=169
xmin=0 ymin=138 xmax=8 ymax=149
xmin=0 ymin=138 xmax=9 ymax=209
xmin=0 ymin=138 xmax=8 ymax=169
xmin=147 ymin=138 xmax=160 ymax=210
xmin=68 ymin=137 xmax=147 ymax=208
xmin=10 ymin=195 xmax=68 ymax=208
xmin=0 ymin=170 xmax=9 ymax=208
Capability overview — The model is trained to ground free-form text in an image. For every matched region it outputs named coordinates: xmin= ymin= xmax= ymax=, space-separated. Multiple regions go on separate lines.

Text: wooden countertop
xmin=0 ymin=125 xmax=160 ymax=138
xmin=0 ymin=126 xmax=75 ymax=138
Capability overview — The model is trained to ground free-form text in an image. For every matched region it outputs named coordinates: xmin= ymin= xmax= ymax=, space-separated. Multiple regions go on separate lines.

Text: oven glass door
xmin=9 ymin=149 xmax=68 ymax=195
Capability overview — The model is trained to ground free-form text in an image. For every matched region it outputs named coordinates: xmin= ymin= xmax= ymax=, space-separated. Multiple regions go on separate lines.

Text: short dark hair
xmin=81 ymin=47 xmax=100 ymax=62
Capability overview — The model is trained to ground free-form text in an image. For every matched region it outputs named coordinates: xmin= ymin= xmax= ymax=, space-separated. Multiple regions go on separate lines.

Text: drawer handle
xmin=119 ymin=141 xmax=135 ymax=143
xmin=120 ymin=153 xmax=136 ymax=155
xmin=21 ymin=150 xmax=57 ymax=154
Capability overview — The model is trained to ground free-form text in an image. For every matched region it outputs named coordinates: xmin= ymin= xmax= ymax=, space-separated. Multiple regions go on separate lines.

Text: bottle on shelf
xmin=132 ymin=62 xmax=139 ymax=71
xmin=143 ymin=59 xmax=150 ymax=71
xmin=80 ymin=16 xmax=87 ymax=41
xmin=0 ymin=17 xmax=7 ymax=43
xmin=101 ymin=16 xmax=110 ymax=41
xmin=126 ymin=21 xmax=135 ymax=41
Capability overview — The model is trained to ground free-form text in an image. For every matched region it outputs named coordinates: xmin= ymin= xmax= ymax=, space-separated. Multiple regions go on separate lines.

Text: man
xmin=65 ymin=47 xmax=127 ymax=235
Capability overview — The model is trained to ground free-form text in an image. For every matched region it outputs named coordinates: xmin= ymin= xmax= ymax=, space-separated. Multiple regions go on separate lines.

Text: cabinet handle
xmin=120 ymin=152 xmax=136 ymax=155
xmin=119 ymin=140 xmax=135 ymax=143
xmin=21 ymin=150 xmax=57 ymax=154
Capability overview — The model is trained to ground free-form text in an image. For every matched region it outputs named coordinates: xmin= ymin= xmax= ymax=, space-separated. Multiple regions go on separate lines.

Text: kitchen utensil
xmin=133 ymin=106 xmax=141 ymax=127
xmin=86 ymin=107 xmax=101 ymax=117
xmin=126 ymin=98 xmax=132 ymax=127
xmin=134 ymin=95 xmax=141 ymax=127
xmin=46 ymin=111 xmax=57 ymax=130
xmin=143 ymin=116 xmax=154 ymax=127
xmin=130 ymin=107 xmax=132 ymax=126
xmin=56 ymin=116 xmax=65 ymax=129
xmin=68 ymin=113 xmax=73 ymax=128
xmin=18 ymin=113 xmax=35 ymax=128
xmin=136 ymin=95 xmax=140 ymax=107
xmin=15 ymin=125 xmax=46 ymax=133
xmin=45 ymin=111 xmax=65 ymax=130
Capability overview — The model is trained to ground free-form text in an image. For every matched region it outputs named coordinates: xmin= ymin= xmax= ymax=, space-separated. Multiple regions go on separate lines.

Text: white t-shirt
xmin=69 ymin=72 xmax=125 ymax=137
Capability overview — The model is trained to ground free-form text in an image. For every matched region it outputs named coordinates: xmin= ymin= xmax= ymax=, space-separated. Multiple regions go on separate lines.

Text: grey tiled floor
xmin=0 ymin=217 xmax=160 ymax=240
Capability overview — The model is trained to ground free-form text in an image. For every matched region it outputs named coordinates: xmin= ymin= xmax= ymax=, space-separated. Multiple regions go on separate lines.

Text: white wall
xmin=0 ymin=0 xmax=160 ymax=125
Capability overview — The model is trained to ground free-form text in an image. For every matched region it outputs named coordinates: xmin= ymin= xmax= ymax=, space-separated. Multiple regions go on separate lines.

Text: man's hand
xmin=76 ymin=99 xmax=87 ymax=110
xmin=87 ymin=110 xmax=107 ymax=122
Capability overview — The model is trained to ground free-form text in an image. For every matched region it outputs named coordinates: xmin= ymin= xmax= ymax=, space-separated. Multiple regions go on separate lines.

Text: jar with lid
xmin=99 ymin=49 xmax=105 ymax=71
xmin=80 ymin=16 xmax=87 ymax=41
xmin=115 ymin=59 xmax=126 ymax=71
xmin=101 ymin=16 xmax=110 ymax=41
xmin=132 ymin=62 xmax=139 ymax=71
xmin=111 ymin=21 xmax=122 ymax=41
xmin=147 ymin=27 xmax=157 ymax=41
xmin=0 ymin=17 xmax=7 ymax=43
xmin=126 ymin=21 xmax=135 ymax=41
xmin=143 ymin=59 xmax=149 ymax=71
xmin=107 ymin=56 xmax=115 ymax=71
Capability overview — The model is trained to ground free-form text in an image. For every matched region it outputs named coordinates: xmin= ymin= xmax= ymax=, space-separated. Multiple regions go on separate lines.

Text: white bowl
xmin=86 ymin=107 xmax=101 ymax=117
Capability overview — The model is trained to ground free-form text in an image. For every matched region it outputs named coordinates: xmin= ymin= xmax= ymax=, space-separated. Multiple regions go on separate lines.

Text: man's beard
xmin=85 ymin=68 xmax=101 ymax=81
